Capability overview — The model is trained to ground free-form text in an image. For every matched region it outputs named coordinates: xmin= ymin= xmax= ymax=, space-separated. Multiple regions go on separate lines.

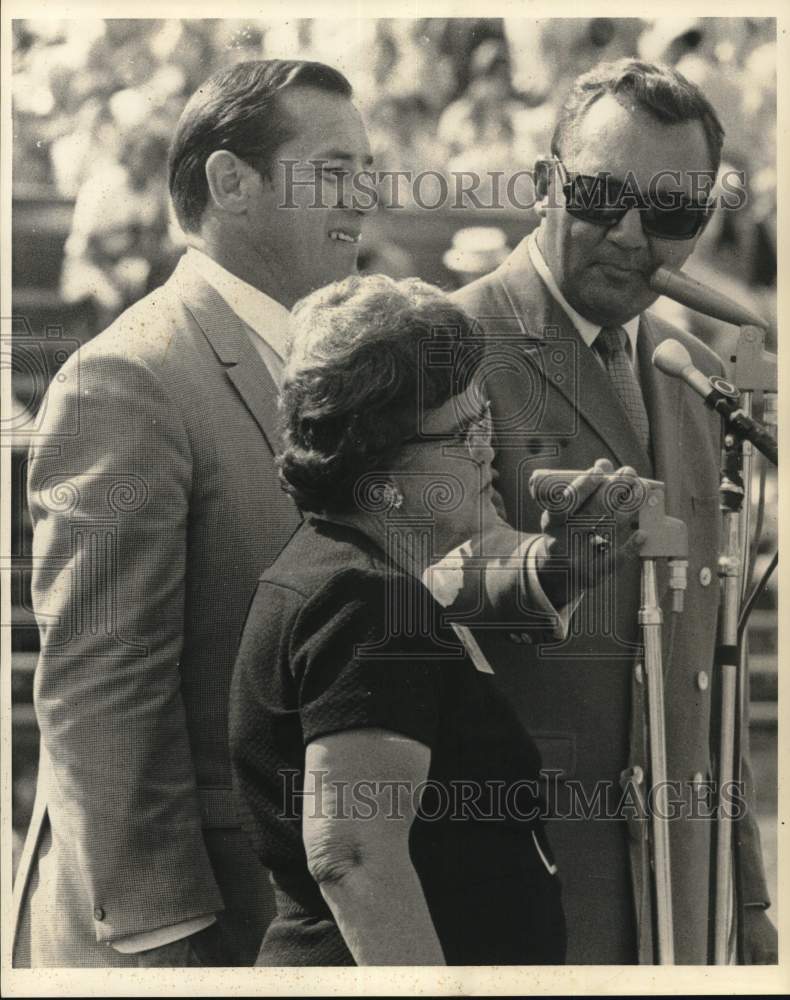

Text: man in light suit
xmin=13 ymin=59 xmax=372 ymax=967
xmin=453 ymin=59 xmax=776 ymax=963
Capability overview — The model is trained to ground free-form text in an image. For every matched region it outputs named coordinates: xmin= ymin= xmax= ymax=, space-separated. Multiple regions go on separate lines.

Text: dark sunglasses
xmin=553 ymin=158 xmax=714 ymax=241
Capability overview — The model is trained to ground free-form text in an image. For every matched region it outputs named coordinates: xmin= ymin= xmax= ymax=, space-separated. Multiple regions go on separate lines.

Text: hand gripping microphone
xmin=652 ymin=340 xmax=777 ymax=466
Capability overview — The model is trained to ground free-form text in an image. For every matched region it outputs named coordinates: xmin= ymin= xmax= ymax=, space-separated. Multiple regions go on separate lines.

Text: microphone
xmin=649 ymin=267 xmax=768 ymax=329
xmin=652 ymin=340 xmax=777 ymax=465
xmin=651 ymin=339 xmax=715 ymax=399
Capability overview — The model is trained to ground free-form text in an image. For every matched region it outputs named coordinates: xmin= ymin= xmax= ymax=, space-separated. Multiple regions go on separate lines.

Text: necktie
xmin=594 ymin=326 xmax=651 ymax=454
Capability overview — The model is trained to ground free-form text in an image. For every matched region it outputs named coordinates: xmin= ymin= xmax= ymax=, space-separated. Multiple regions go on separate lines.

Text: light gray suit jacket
xmin=13 ymin=256 xmax=301 ymax=966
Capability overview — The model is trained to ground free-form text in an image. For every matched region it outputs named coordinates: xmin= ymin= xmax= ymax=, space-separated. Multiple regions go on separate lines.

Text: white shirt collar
xmin=527 ymin=231 xmax=640 ymax=360
xmin=184 ymin=247 xmax=291 ymax=363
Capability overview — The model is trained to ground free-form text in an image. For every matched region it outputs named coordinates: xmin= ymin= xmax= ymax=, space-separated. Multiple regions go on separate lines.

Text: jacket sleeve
xmin=29 ymin=347 xmax=223 ymax=943
xmin=422 ymin=517 xmax=578 ymax=642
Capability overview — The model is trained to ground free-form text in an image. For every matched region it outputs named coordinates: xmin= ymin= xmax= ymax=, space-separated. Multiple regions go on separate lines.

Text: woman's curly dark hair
xmin=278 ymin=274 xmax=481 ymax=513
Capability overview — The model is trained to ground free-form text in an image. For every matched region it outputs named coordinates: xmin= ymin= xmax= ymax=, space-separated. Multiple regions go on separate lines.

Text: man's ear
xmin=533 ymin=157 xmax=557 ymax=220
xmin=534 ymin=157 xmax=552 ymax=201
xmin=205 ymin=150 xmax=258 ymax=215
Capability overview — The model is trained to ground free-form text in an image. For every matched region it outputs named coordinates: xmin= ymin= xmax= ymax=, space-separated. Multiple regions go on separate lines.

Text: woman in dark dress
xmin=229 ymin=274 xmax=640 ymax=966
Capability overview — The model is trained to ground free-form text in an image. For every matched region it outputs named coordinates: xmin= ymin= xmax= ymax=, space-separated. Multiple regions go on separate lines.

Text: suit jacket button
xmin=699 ymin=567 xmax=712 ymax=586
xmin=93 ymin=906 xmax=105 ymax=921
xmin=509 ymin=632 xmax=522 ymax=644
xmin=696 ymin=670 xmax=709 ymax=691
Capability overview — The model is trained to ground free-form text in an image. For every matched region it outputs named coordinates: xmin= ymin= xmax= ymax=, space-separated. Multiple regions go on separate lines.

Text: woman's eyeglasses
xmin=553 ymin=158 xmax=714 ymax=241
xmin=402 ymin=402 xmax=493 ymax=456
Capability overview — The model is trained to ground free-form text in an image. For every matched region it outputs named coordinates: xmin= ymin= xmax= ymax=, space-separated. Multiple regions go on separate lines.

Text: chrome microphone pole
xmin=713 ymin=428 xmax=745 ymax=964
xmin=636 ymin=482 xmax=688 ymax=965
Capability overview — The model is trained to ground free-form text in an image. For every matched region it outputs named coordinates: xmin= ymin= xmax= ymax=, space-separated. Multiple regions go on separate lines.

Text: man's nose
xmin=606 ymin=207 xmax=647 ymax=249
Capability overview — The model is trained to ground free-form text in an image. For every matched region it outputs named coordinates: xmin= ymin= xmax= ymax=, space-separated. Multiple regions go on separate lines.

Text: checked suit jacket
xmin=12 ymin=255 xmax=301 ymax=967
xmin=453 ymin=238 xmax=770 ymax=964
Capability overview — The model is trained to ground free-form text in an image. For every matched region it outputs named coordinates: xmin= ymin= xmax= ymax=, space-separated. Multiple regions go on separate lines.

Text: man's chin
xmin=579 ymin=285 xmax=653 ymax=327
xmin=322 ymin=257 xmax=360 ymax=289
xmin=300 ymin=264 xmax=358 ymax=301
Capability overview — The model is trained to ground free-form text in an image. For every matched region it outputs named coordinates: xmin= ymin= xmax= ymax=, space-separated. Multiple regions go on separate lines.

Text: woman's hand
xmin=536 ymin=458 xmax=646 ymax=608
xmin=302 ymin=729 xmax=446 ymax=966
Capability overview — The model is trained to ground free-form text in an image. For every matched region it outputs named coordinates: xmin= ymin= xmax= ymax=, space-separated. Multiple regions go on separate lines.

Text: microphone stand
xmin=636 ymin=483 xmax=689 ymax=965
xmin=713 ymin=424 xmax=745 ymax=964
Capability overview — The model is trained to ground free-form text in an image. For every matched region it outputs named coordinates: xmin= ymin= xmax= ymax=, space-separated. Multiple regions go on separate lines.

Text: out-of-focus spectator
xmin=439 ymin=39 xmax=545 ymax=201
xmin=49 ymin=97 xmax=116 ymax=197
xmin=428 ymin=18 xmax=507 ymax=99
xmin=443 ymin=225 xmax=510 ymax=287
xmin=83 ymin=19 xmax=161 ymax=92
xmin=439 ymin=40 xmax=517 ymax=154
xmin=60 ymin=127 xmax=174 ymax=327
xmin=261 ymin=18 xmax=382 ymax=105
xmin=369 ymin=94 xmax=442 ymax=176
xmin=637 ymin=17 xmax=706 ymax=65
xmin=504 ymin=18 xmax=645 ymax=106
xmin=384 ymin=19 xmax=458 ymax=113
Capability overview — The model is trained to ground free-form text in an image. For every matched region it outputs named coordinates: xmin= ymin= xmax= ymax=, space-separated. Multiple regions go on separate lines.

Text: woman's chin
xmin=489 ymin=487 xmax=507 ymax=521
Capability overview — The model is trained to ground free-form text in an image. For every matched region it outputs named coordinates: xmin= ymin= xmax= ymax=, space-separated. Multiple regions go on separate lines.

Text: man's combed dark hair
xmin=168 ymin=59 xmax=353 ymax=232
xmin=551 ymin=58 xmax=725 ymax=173
xmin=279 ymin=275 xmax=480 ymax=514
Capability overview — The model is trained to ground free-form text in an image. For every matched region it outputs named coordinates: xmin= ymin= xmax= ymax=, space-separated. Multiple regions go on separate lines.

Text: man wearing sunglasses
xmin=454 ymin=58 xmax=775 ymax=964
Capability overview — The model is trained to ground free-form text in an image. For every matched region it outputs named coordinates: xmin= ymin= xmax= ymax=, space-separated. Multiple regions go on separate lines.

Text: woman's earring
xmin=382 ymin=482 xmax=404 ymax=511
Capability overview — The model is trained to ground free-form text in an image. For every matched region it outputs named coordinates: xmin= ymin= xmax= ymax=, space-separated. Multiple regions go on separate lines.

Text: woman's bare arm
xmin=302 ymin=728 xmax=445 ymax=966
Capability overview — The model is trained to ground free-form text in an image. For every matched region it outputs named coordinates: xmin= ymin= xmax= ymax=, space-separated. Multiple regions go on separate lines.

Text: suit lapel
xmin=224 ymin=360 xmax=282 ymax=457
xmin=170 ymin=256 xmax=283 ymax=455
xmin=495 ymin=243 xmax=653 ymax=475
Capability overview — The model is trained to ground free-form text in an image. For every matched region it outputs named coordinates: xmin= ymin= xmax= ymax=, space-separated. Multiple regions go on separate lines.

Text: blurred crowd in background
xmin=12 ymin=17 xmax=777 ymax=328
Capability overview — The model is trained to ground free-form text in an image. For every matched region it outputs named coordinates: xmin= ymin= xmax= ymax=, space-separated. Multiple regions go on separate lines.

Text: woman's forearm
xmin=317 ymin=854 xmax=445 ymax=965
xmin=303 ymin=731 xmax=442 ymax=964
